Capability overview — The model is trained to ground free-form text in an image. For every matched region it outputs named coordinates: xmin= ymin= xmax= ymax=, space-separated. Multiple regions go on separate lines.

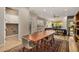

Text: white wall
xmin=31 ymin=15 xmax=38 ymax=34
xmin=18 ymin=8 xmax=48 ymax=39
xmin=31 ymin=15 xmax=46 ymax=33
xmin=0 ymin=8 xmax=5 ymax=46
xmin=19 ymin=8 xmax=30 ymax=39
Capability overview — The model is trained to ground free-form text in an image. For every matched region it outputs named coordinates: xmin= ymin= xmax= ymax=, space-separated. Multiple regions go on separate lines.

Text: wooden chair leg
xmin=22 ymin=47 xmax=25 ymax=52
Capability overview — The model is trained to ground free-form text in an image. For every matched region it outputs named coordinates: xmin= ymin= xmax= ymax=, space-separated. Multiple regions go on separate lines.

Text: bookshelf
xmin=75 ymin=11 xmax=79 ymax=42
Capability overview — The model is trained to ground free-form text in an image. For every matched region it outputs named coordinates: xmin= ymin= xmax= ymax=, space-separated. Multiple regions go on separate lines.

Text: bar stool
xmin=36 ymin=38 xmax=46 ymax=52
xmin=50 ymin=35 xmax=55 ymax=47
xmin=35 ymin=40 xmax=42 ymax=51
xmin=45 ymin=35 xmax=52 ymax=46
xmin=40 ymin=39 xmax=45 ymax=52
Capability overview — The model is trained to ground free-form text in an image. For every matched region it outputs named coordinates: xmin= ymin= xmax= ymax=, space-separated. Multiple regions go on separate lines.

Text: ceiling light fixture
xmin=64 ymin=8 xmax=68 ymax=12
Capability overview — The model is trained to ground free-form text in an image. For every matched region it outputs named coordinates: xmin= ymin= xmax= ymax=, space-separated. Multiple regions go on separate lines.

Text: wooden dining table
xmin=23 ymin=30 xmax=55 ymax=42
xmin=22 ymin=30 xmax=55 ymax=51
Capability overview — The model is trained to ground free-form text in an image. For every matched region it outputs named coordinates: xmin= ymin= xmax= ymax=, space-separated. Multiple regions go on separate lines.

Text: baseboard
xmin=6 ymin=34 xmax=18 ymax=38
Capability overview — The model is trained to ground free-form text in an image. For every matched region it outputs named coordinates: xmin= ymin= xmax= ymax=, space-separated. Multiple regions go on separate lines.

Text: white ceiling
xmin=29 ymin=7 xmax=79 ymax=19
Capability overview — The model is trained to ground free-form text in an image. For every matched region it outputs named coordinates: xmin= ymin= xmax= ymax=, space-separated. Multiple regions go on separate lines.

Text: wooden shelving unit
xmin=75 ymin=11 xmax=79 ymax=42
xmin=76 ymin=35 xmax=79 ymax=39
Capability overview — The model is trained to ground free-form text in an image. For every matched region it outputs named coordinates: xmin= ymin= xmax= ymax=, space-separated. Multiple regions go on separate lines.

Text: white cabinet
xmin=5 ymin=14 xmax=19 ymax=23
xmin=5 ymin=8 xmax=20 ymax=41
xmin=5 ymin=8 xmax=19 ymax=24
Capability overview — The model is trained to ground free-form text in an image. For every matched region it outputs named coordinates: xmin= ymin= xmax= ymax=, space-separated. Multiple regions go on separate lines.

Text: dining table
xmin=22 ymin=30 xmax=55 ymax=51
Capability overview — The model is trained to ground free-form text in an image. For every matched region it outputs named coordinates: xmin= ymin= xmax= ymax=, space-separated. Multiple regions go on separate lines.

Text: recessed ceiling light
xmin=64 ymin=8 xmax=68 ymax=11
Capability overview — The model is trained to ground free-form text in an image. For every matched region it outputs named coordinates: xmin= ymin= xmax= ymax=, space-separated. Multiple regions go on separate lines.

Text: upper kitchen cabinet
xmin=5 ymin=7 xmax=19 ymax=23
